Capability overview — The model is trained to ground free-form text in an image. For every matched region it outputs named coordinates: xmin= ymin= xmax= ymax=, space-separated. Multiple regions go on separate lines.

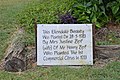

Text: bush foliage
xmin=72 ymin=0 xmax=120 ymax=28
xmin=18 ymin=0 xmax=120 ymax=31
xmin=17 ymin=0 xmax=120 ymax=45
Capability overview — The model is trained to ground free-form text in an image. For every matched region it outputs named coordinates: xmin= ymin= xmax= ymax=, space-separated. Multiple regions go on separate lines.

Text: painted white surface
xmin=37 ymin=24 xmax=93 ymax=65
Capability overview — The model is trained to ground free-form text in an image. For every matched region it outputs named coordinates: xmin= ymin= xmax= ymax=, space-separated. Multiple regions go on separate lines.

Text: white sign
xmin=37 ymin=24 xmax=93 ymax=65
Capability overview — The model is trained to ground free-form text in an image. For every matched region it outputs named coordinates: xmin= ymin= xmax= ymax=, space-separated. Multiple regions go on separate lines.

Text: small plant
xmin=59 ymin=12 xmax=77 ymax=24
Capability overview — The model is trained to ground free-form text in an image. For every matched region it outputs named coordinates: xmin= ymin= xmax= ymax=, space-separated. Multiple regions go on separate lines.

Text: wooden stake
xmin=34 ymin=18 xmax=37 ymax=62
xmin=92 ymin=23 xmax=96 ymax=60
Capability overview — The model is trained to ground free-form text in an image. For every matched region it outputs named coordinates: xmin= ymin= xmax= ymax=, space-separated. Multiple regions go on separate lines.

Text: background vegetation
xmin=16 ymin=0 xmax=120 ymax=45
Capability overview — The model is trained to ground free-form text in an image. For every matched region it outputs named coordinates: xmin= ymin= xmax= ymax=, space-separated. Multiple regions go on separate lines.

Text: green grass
xmin=0 ymin=0 xmax=35 ymax=60
xmin=0 ymin=62 xmax=120 ymax=80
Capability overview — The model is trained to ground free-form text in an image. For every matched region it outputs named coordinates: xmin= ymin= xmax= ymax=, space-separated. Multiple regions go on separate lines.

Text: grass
xmin=0 ymin=62 xmax=120 ymax=80
xmin=0 ymin=0 xmax=120 ymax=80
xmin=0 ymin=0 xmax=35 ymax=60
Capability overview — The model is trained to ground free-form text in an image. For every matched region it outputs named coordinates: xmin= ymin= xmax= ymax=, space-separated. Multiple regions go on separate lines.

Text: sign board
xmin=37 ymin=24 xmax=93 ymax=65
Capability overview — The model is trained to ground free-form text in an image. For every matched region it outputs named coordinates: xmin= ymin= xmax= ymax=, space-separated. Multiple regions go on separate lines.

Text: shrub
xmin=71 ymin=0 xmax=120 ymax=28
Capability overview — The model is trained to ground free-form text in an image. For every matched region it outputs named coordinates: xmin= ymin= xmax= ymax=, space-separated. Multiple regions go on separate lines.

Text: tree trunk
xmin=3 ymin=28 xmax=26 ymax=72
xmin=95 ymin=45 xmax=120 ymax=59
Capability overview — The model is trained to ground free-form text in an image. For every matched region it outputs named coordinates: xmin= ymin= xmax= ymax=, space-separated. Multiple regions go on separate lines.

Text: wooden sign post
xmin=36 ymin=24 xmax=93 ymax=65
